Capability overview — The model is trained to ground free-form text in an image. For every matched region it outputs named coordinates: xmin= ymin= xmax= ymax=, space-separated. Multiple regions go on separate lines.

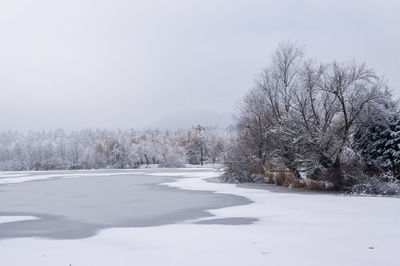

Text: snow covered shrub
xmin=221 ymin=155 xmax=262 ymax=183
xmin=275 ymin=170 xmax=293 ymax=186
xmin=222 ymin=155 xmax=269 ymax=183
xmin=304 ymin=180 xmax=334 ymax=191
xmin=158 ymin=144 xmax=186 ymax=168
xmin=273 ymin=170 xmax=334 ymax=190
xmin=221 ymin=132 xmax=269 ymax=183
xmin=351 ymin=172 xmax=400 ymax=195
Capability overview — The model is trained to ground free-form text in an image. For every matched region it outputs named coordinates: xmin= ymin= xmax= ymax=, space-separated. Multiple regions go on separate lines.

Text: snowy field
xmin=0 ymin=168 xmax=399 ymax=266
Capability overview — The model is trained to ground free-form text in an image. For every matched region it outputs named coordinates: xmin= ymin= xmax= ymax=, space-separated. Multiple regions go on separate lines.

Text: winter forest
xmin=1 ymin=43 xmax=399 ymax=195
xmin=0 ymin=126 xmax=233 ymax=170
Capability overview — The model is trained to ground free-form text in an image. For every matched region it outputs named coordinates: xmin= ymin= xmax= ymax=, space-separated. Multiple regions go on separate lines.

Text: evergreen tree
xmin=380 ymin=115 xmax=400 ymax=178
xmin=355 ymin=111 xmax=400 ymax=179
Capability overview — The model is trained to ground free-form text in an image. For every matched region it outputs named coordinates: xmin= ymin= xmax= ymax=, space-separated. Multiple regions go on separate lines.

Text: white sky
xmin=0 ymin=0 xmax=399 ymax=130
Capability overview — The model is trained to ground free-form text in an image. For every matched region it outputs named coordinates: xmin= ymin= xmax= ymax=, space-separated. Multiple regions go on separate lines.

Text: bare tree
xmin=226 ymin=42 xmax=392 ymax=191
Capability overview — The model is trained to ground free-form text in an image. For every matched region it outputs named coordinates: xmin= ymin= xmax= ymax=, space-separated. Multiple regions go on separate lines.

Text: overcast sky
xmin=0 ymin=0 xmax=399 ymax=130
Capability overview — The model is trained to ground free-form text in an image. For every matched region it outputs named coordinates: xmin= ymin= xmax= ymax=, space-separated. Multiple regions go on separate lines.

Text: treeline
xmin=0 ymin=126 xmax=233 ymax=171
xmin=223 ymin=42 xmax=400 ymax=195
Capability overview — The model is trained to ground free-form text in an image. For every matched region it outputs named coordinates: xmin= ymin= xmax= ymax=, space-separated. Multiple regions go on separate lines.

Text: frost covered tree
xmin=225 ymin=42 xmax=396 ymax=191
xmin=183 ymin=125 xmax=209 ymax=166
xmin=355 ymin=100 xmax=400 ymax=179
xmin=381 ymin=116 xmax=400 ymax=177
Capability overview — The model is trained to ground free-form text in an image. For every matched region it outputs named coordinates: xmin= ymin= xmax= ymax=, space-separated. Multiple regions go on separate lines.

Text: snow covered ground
xmin=0 ymin=168 xmax=399 ymax=266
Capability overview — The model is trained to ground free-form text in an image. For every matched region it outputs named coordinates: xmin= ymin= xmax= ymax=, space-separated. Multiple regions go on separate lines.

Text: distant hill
xmin=144 ymin=110 xmax=234 ymax=130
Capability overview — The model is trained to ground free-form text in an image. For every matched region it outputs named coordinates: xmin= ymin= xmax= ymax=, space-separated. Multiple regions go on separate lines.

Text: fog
xmin=0 ymin=0 xmax=399 ymax=130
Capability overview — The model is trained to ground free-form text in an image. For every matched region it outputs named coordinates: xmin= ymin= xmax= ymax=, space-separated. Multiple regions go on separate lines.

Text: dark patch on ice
xmin=0 ymin=169 xmax=252 ymax=240
xmin=0 ymin=212 xmax=100 ymax=239
xmin=195 ymin=217 xmax=258 ymax=225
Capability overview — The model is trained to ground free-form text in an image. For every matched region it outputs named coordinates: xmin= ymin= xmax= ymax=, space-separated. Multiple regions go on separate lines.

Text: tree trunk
xmin=144 ymin=154 xmax=150 ymax=168
xmin=328 ymin=162 xmax=343 ymax=191
xmin=200 ymin=147 xmax=204 ymax=166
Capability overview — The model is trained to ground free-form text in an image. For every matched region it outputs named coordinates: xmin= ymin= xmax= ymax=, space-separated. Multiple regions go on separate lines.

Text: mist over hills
xmin=143 ymin=110 xmax=234 ymax=130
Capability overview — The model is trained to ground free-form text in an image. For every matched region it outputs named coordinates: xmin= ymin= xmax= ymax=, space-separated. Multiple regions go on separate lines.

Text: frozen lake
xmin=0 ymin=169 xmax=250 ymax=239
xmin=0 ymin=168 xmax=399 ymax=266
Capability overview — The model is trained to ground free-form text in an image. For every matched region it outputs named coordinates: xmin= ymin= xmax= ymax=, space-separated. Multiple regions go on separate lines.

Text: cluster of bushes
xmin=223 ymin=42 xmax=400 ymax=195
